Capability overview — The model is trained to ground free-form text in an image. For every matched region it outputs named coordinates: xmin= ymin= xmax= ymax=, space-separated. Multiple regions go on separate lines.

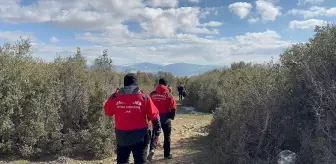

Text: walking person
xmin=104 ymin=73 xmax=161 ymax=164
xmin=177 ymin=82 xmax=184 ymax=101
xmin=147 ymin=78 xmax=177 ymax=161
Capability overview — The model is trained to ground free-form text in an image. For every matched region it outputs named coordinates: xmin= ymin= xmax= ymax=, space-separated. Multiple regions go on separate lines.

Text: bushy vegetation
xmin=0 ymin=39 xmax=176 ymax=160
xmin=136 ymin=71 xmax=177 ymax=94
xmin=0 ymin=40 xmax=119 ymax=159
xmin=184 ymin=24 xmax=336 ymax=164
xmin=182 ymin=69 xmax=224 ymax=112
xmin=0 ymin=38 xmax=182 ymax=160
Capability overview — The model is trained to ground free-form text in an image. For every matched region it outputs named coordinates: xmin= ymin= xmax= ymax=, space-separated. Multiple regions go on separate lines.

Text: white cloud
xmin=289 ymin=19 xmax=327 ymax=29
xmin=50 ymin=36 xmax=59 ymax=43
xmin=0 ymin=1 xmax=51 ymax=23
xmin=0 ymin=0 xmax=294 ymax=66
xmin=288 ymin=6 xmax=336 ymax=19
xmin=298 ymin=0 xmax=325 ymax=5
xmin=146 ymin=0 xmax=178 ymax=7
xmin=66 ymin=30 xmax=292 ymax=65
xmin=188 ymin=0 xmax=200 ymax=3
xmin=184 ymin=27 xmax=219 ymax=35
xmin=0 ymin=0 xmax=142 ymax=29
xmin=202 ymin=21 xmax=223 ymax=27
xmin=199 ymin=7 xmax=220 ymax=19
xmin=256 ymin=0 xmax=281 ymax=22
xmin=138 ymin=7 xmax=216 ymax=36
xmin=228 ymin=2 xmax=253 ymax=19
xmin=235 ymin=30 xmax=284 ymax=47
xmin=1 ymin=28 xmax=292 ymax=65
xmin=0 ymin=30 xmax=37 ymax=42
xmin=248 ymin=17 xmax=260 ymax=24
xmin=0 ymin=1 xmax=216 ymax=38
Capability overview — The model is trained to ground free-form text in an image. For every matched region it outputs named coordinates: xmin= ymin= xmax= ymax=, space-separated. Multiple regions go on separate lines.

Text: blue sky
xmin=0 ymin=0 xmax=335 ymax=66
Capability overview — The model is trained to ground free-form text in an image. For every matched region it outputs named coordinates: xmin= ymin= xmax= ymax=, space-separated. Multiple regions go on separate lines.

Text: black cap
xmin=159 ymin=78 xmax=168 ymax=86
xmin=124 ymin=73 xmax=138 ymax=86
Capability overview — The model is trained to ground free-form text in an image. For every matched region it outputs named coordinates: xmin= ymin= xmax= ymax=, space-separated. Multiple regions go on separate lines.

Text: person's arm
xmin=104 ymin=94 xmax=116 ymax=116
xmin=168 ymin=95 xmax=177 ymax=120
xmin=145 ymin=95 xmax=161 ymax=136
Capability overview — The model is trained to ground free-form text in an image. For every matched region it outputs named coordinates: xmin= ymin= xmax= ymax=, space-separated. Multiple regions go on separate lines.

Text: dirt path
xmin=147 ymin=112 xmax=212 ymax=164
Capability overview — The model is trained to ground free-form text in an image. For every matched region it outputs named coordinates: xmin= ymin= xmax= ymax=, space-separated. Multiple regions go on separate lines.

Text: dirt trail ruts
xmin=147 ymin=112 xmax=212 ymax=164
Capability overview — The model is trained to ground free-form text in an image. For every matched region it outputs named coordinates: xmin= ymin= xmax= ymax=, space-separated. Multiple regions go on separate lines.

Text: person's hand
xmin=169 ymin=110 xmax=176 ymax=120
xmin=152 ymin=119 xmax=162 ymax=136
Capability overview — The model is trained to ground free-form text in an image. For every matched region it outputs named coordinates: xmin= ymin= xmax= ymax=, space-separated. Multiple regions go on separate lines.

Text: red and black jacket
xmin=150 ymin=85 xmax=177 ymax=122
xmin=104 ymin=86 xmax=161 ymax=146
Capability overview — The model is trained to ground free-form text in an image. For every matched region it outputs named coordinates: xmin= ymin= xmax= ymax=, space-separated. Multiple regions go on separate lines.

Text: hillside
xmin=115 ymin=62 xmax=220 ymax=76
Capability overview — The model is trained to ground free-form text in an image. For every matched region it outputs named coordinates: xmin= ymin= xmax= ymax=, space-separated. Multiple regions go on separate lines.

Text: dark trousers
xmin=178 ymin=93 xmax=183 ymax=101
xmin=117 ymin=140 xmax=148 ymax=164
xmin=150 ymin=120 xmax=172 ymax=157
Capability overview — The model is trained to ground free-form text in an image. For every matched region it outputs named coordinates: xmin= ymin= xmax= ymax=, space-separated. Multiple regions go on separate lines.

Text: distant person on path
xmin=148 ymin=78 xmax=177 ymax=161
xmin=104 ymin=73 xmax=161 ymax=164
xmin=177 ymin=82 xmax=184 ymax=101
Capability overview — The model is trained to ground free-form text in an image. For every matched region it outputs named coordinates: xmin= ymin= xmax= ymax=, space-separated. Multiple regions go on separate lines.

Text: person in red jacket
xmin=104 ymin=73 xmax=161 ymax=164
xmin=147 ymin=78 xmax=177 ymax=161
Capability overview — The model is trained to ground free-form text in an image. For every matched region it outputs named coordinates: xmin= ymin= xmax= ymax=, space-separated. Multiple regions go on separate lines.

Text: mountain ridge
xmin=115 ymin=62 xmax=222 ymax=76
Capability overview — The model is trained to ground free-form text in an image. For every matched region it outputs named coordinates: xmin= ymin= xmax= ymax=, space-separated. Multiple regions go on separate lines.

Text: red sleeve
xmin=169 ymin=96 xmax=177 ymax=111
xmin=146 ymin=97 xmax=160 ymax=121
xmin=104 ymin=95 xmax=116 ymax=116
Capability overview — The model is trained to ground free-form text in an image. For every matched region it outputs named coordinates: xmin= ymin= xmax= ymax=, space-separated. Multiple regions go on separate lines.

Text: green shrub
xmin=0 ymin=39 xmax=63 ymax=158
xmin=279 ymin=24 xmax=336 ymax=164
xmin=183 ymin=69 xmax=224 ymax=112
xmin=0 ymin=39 xmax=178 ymax=160
xmin=194 ymin=24 xmax=336 ymax=164
xmin=0 ymin=41 xmax=117 ymax=159
xmin=209 ymin=63 xmax=284 ymax=164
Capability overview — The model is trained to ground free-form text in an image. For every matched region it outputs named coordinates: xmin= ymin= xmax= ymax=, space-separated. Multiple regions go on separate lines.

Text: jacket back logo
xmin=132 ymin=101 xmax=141 ymax=106
xmin=116 ymin=101 xmax=125 ymax=105
xmin=152 ymin=94 xmax=167 ymax=101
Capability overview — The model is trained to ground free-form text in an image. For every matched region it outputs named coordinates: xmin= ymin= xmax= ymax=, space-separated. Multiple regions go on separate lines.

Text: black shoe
xmin=147 ymin=151 xmax=154 ymax=161
xmin=164 ymin=154 xmax=173 ymax=160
